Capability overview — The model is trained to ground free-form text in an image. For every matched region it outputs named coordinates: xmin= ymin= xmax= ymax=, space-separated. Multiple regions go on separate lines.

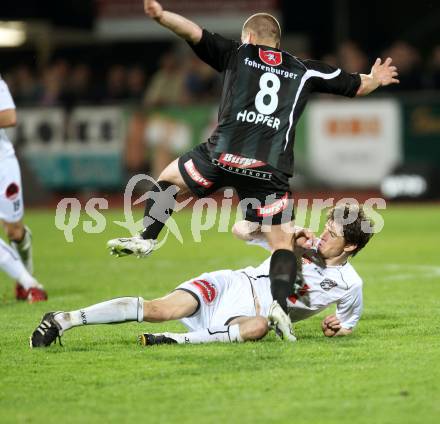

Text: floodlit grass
xmin=0 ymin=205 xmax=439 ymax=424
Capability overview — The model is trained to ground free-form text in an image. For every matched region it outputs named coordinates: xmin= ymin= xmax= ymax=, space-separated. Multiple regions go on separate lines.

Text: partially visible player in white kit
xmin=0 ymin=75 xmax=47 ymax=302
xmin=30 ymin=204 xmax=372 ymax=347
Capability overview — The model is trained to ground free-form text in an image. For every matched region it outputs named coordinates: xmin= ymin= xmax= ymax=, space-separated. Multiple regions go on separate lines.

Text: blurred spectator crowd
xmin=3 ymin=50 xmax=221 ymax=109
xmin=322 ymin=40 xmax=440 ymax=92
xmin=3 ymin=40 xmax=440 ymax=109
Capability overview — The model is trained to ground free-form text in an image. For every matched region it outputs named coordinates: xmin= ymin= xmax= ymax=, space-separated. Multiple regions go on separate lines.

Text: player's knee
xmin=157 ymin=162 xmax=187 ymax=192
xmin=4 ymin=221 xmax=24 ymax=242
xmin=255 ymin=317 xmax=270 ymax=338
xmin=243 ymin=317 xmax=269 ymax=341
xmin=232 ymin=220 xmax=260 ymax=241
xmin=143 ymin=300 xmax=172 ymax=322
xmin=231 ymin=222 xmax=243 ymax=239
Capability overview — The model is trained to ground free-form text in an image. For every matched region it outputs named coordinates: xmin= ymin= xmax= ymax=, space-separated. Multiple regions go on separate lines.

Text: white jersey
xmin=177 ymin=252 xmax=363 ymax=331
xmin=0 ymin=78 xmax=16 ymax=160
xmin=238 ymin=255 xmax=363 ymax=329
xmin=287 ymin=257 xmax=363 ymax=329
xmin=245 ymin=239 xmax=363 ymax=328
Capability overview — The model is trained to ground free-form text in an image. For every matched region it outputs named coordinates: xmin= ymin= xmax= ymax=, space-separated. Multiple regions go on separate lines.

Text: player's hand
xmin=144 ymin=0 xmax=163 ymax=19
xmin=293 ymin=227 xmax=316 ymax=249
xmin=370 ymin=57 xmax=399 ymax=87
xmin=321 ymin=314 xmax=342 ymax=337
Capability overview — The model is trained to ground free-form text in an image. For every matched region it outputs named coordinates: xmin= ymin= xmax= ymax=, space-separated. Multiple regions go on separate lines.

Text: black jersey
xmin=188 ymin=29 xmax=361 ymax=175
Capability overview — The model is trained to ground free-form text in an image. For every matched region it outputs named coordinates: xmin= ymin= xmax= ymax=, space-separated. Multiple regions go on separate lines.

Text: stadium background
xmin=1 ymin=0 xmax=440 ymax=199
xmin=1 ymin=1 xmax=439 ymax=423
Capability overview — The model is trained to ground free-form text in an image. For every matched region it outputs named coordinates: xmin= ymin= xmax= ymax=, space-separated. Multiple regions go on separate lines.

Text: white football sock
xmin=165 ymin=324 xmax=243 ymax=344
xmin=55 ymin=297 xmax=144 ymax=331
xmin=0 ymin=238 xmax=38 ymax=289
xmin=10 ymin=225 xmax=33 ymax=274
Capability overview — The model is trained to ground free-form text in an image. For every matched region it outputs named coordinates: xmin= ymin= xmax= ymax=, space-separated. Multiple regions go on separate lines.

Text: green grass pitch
xmin=1 ymin=205 xmax=439 ymax=423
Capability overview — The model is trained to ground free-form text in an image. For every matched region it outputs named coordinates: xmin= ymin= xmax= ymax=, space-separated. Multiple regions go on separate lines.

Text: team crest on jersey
xmin=191 ymin=279 xmax=217 ymax=304
xmin=218 ymin=153 xmax=266 ymax=169
xmin=320 ymin=278 xmax=338 ymax=291
xmin=5 ymin=182 xmax=20 ymax=200
xmin=259 ymin=49 xmax=282 ymax=66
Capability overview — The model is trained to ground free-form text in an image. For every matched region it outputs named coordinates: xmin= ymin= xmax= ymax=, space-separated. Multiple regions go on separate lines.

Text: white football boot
xmin=268 ymin=300 xmax=297 ymax=342
xmin=107 ymin=236 xmax=156 ymax=258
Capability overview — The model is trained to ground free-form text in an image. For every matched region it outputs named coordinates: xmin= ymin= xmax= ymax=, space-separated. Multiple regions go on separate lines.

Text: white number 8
xmin=255 ymin=72 xmax=280 ymax=115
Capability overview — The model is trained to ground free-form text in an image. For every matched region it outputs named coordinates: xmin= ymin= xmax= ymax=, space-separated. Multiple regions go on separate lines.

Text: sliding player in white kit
xmin=30 ymin=204 xmax=372 ymax=347
xmin=0 ymin=76 xmax=47 ymax=302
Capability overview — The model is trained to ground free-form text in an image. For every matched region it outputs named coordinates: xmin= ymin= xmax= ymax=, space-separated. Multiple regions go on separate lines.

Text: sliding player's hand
xmin=144 ymin=0 xmax=163 ymax=19
xmin=293 ymin=227 xmax=316 ymax=249
xmin=321 ymin=314 xmax=342 ymax=337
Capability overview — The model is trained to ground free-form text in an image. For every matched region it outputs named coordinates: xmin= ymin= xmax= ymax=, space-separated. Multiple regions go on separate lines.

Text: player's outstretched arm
xmin=144 ymin=0 xmax=202 ymax=44
xmin=356 ymin=57 xmax=399 ymax=96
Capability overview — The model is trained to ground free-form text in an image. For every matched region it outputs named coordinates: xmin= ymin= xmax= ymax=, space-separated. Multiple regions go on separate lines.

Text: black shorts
xmin=178 ymin=143 xmax=294 ymax=225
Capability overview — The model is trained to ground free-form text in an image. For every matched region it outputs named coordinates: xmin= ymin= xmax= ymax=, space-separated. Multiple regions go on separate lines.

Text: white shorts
xmin=177 ymin=269 xmax=259 ymax=331
xmin=0 ymin=155 xmax=24 ymax=223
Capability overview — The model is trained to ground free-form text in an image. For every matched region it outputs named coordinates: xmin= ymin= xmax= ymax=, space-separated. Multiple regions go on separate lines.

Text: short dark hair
xmin=242 ymin=13 xmax=281 ymax=47
xmin=327 ymin=204 xmax=374 ymax=257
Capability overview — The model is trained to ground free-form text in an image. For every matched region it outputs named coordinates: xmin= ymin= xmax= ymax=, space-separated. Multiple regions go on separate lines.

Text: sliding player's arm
xmin=144 ymin=0 xmax=202 ymax=43
xmin=356 ymin=57 xmax=399 ymax=96
xmin=322 ymin=283 xmax=363 ymax=337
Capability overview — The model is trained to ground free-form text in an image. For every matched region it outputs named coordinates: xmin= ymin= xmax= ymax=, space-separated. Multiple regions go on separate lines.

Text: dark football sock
xmin=141 ymin=181 xmax=178 ymax=240
xmin=269 ymin=249 xmax=298 ymax=313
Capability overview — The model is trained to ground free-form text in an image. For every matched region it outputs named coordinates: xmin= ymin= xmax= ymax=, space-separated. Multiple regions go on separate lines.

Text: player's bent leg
xmin=140 ymin=316 xmax=269 ymax=346
xmin=140 ymin=324 xmax=243 ymax=346
xmin=107 ymin=159 xmax=190 ymax=258
xmin=156 ymin=159 xmax=190 ymax=193
xmin=143 ymin=290 xmax=198 ymax=322
xmin=263 ymin=222 xmax=294 ymax=251
xmin=30 ymin=291 xmax=198 ymax=348
xmin=0 ymin=238 xmax=46 ymax=303
xmin=3 ymin=220 xmax=25 ymax=241
xmin=140 ymin=159 xmax=189 ymax=241
xmin=264 ymin=223 xmax=298 ymax=313
xmin=229 ymin=316 xmax=269 ymax=341
xmin=4 ymin=220 xmax=34 ymax=275
xmin=232 ymin=220 xmax=262 ymax=241
xmin=30 ymin=296 xmax=145 ymax=348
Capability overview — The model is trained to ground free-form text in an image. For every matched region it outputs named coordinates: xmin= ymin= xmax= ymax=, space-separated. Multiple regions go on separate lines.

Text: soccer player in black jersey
xmin=108 ymin=0 xmax=399 ymax=311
